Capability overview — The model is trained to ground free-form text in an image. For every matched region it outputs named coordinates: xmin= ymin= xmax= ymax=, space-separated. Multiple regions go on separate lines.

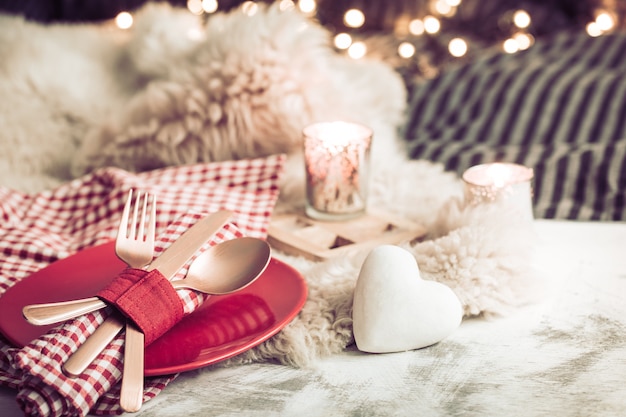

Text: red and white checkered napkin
xmin=0 ymin=155 xmax=285 ymax=417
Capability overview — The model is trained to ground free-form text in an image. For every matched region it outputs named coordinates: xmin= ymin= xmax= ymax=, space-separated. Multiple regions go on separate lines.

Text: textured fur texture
xmin=69 ymin=3 xmax=409 ymax=205
xmin=0 ymin=3 xmax=538 ymax=367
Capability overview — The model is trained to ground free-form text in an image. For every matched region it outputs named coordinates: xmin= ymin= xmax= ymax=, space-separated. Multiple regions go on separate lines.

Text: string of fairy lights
xmin=112 ymin=0 xmax=620 ymax=62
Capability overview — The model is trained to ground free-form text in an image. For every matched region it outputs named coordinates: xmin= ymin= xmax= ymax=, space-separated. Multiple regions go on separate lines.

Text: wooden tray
xmin=267 ymin=210 xmax=427 ymax=261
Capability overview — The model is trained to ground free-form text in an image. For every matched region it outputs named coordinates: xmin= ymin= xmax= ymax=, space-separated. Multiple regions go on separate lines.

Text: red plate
xmin=0 ymin=241 xmax=307 ymax=376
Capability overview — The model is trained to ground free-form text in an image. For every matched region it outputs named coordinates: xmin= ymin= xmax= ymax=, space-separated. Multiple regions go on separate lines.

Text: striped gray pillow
xmin=403 ymin=31 xmax=626 ymax=221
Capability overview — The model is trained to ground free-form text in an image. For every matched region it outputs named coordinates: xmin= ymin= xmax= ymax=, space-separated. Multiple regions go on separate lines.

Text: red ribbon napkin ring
xmin=97 ymin=268 xmax=184 ymax=345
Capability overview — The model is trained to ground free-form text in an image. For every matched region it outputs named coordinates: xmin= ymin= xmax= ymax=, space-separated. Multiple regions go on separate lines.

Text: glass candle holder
xmin=303 ymin=121 xmax=373 ymax=221
xmin=462 ymin=162 xmax=535 ymax=221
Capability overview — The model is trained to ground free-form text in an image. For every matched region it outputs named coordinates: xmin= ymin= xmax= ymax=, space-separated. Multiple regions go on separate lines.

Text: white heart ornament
xmin=353 ymin=245 xmax=463 ymax=353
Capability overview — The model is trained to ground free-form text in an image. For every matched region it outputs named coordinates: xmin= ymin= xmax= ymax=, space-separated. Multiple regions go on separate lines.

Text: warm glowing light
xmin=423 ymin=15 xmax=441 ymax=34
xmin=503 ymin=38 xmax=520 ymax=54
xmin=115 ymin=12 xmax=133 ymax=29
xmin=187 ymin=0 xmax=204 ymax=15
xmin=202 ymin=0 xmax=218 ymax=13
xmin=334 ymin=33 xmax=352 ymax=49
xmin=586 ymin=21 xmax=603 ymax=37
xmin=596 ymin=12 xmax=615 ymax=32
xmin=348 ymin=41 xmax=367 ymax=59
xmin=278 ymin=0 xmax=295 ymax=11
xmin=241 ymin=1 xmax=258 ymax=15
xmin=513 ymin=32 xmax=534 ymax=50
xmin=513 ymin=10 xmax=531 ymax=29
xmin=484 ymin=164 xmax=513 ymax=188
xmin=344 ymin=9 xmax=365 ymax=28
xmin=434 ymin=0 xmax=452 ymax=16
xmin=408 ymin=19 xmax=425 ymax=35
xmin=445 ymin=0 xmax=462 ymax=6
xmin=398 ymin=42 xmax=416 ymax=58
xmin=298 ymin=0 xmax=317 ymax=14
xmin=448 ymin=38 xmax=467 ymax=57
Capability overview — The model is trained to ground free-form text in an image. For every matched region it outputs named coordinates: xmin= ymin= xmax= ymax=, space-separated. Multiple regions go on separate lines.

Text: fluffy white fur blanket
xmin=0 ymin=3 xmax=537 ymax=366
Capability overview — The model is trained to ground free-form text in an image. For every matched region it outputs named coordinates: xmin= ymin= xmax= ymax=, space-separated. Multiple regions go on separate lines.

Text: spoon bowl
xmin=171 ymin=237 xmax=271 ymax=294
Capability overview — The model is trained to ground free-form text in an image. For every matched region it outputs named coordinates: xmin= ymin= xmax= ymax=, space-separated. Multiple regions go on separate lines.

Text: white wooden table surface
xmin=2 ymin=219 xmax=625 ymax=416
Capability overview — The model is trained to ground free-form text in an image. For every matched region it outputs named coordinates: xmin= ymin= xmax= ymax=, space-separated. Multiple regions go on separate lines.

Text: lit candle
xmin=303 ymin=121 xmax=373 ymax=221
xmin=462 ymin=163 xmax=534 ymax=221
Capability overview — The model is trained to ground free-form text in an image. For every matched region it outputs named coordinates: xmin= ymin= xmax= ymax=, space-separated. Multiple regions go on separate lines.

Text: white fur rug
xmin=0 ymin=3 xmax=538 ymax=366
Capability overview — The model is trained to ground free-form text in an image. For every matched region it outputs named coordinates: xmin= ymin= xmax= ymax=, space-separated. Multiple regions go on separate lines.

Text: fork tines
xmin=119 ymin=189 xmax=156 ymax=243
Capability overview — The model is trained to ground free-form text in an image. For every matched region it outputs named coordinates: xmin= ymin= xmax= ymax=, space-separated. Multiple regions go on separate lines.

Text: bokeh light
xmin=334 ymin=33 xmax=353 ymax=49
xmin=423 ymin=16 xmax=441 ymax=34
xmin=344 ymin=9 xmax=365 ymax=28
xmin=398 ymin=42 xmax=416 ymax=58
xmin=187 ymin=0 xmax=203 ymax=15
xmin=408 ymin=19 xmax=425 ymax=35
xmin=448 ymin=37 xmax=467 ymax=57
xmin=513 ymin=10 xmax=531 ymax=29
xmin=115 ymin=11 xmax=133 ymax=29
xmin=298 ymin=0 xmax=317 ymax=15
xmin=348 ymin=41 xmax=367 ymax=59
xmin=503 ymin=38 xmax=519 ymax=53
xmin=595 ymin=11 xmax=615 ymax=32
xmin=586 ymin=21 xmax=603 ymax=37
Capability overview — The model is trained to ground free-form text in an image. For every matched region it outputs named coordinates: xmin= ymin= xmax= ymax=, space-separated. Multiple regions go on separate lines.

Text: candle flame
xmin=485 ymin=163 xmax=512 ymax=188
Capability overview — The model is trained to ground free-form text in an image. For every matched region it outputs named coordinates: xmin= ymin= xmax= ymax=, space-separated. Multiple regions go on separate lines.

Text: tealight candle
xmin=462 ymin=162 xmax=534 ymax=221
xmin=303 ymin=121 xmax=373 ymax=221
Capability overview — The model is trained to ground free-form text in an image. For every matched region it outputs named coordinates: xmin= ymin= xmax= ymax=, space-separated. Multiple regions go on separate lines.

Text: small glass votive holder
xmin=303 ymin=121 xmax=373 ymax=221
xmin=462 ymin=162 xmax=535 ymax=221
